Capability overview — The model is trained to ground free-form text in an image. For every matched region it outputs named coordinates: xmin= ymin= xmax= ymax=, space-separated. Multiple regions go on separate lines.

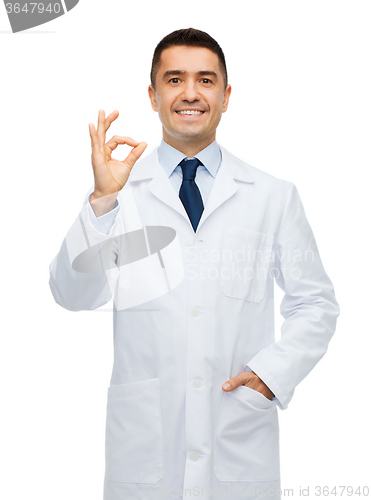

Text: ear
xmin=222 ymin=84 xmax=232 ymax=113
xmin=148 ymin=85 xmax=158 ymax=112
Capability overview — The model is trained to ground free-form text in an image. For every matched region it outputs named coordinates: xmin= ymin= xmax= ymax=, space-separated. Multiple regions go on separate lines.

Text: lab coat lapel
xmin=130 ymin=147 xmax=187 ymax=221
xmin=197 ymin=145 xmax=255 ymax=231
xmin=129 ymin=144 xmax=255 ymax=230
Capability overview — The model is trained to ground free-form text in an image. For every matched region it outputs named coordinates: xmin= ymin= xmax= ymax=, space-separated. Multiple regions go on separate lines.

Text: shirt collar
xmin=157 ymin=138 xmax=221 ymax=178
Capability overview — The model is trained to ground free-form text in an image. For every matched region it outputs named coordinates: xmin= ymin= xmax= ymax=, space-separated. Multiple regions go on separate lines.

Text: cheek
xmin=208 ymin=102 xmax=222 ymax=119
xmin=158 ymin=98 xmax=174 ymax=116
xmin=206 ymin=94 xmax=223 ymax=113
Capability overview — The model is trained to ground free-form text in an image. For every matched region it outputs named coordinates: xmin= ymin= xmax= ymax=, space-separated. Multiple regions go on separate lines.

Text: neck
xmin=162 ymin=132 xmax=216 ymax=158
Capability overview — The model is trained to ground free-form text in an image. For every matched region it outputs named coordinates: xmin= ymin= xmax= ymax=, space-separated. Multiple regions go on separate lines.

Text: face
xmin=148 ymin=45 xmax=231 ymax=152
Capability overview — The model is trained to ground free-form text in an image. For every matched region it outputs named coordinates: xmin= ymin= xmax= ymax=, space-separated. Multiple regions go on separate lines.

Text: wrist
xmin=90 ymin=189 xmax=118 ymax=201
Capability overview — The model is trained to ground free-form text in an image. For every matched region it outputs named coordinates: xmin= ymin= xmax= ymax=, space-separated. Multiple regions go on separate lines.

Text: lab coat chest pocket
xmin=105 ymin=377 xmax=163 ymax=484
xmin=221 ymin=227 xmax=274 ymax=303
xmin=214 ymin=386 xmax=280 ymax=482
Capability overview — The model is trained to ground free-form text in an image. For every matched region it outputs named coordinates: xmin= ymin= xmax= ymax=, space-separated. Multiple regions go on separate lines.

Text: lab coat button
xmin=191 ymin=307 xmax=200 ymax=316
xmin=190 ymin=451 xmax=200 ymax=461
xmin=192 ymin=379 xmax=202 ymax=389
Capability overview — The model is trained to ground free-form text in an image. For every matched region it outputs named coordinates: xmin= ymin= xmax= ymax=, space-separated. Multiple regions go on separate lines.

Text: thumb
xmin=222 ymin=372 xmax=252 ymax=392
xmin=124 ymin=141 xmax=148 ymax=170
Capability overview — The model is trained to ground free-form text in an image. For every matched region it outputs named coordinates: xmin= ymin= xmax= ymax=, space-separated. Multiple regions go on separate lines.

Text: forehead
xmin=157 ymin=45 xmax=221 ymax=76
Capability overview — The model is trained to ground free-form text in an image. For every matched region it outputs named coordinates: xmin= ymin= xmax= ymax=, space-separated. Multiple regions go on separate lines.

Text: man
xmin=49 ymin=28 xmax=340 ymax=500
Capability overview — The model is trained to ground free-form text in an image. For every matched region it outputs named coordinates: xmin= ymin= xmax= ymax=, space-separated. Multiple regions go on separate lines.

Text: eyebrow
xmin=162 ymin=70 xmax=218 ymax=81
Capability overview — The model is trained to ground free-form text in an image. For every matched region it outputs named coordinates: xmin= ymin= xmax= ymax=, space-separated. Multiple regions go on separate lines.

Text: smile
xmin=176 ymin=110 xmax=205 ymax=115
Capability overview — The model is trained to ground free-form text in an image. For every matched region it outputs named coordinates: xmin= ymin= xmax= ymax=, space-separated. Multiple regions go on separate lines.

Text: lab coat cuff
xmin=80 ymin=187 xmax=121 ymax=244
xmin=87 ymin=190 xmax=120 ymax=235
xmin=244 ymin=359 xmax=291 ymax=411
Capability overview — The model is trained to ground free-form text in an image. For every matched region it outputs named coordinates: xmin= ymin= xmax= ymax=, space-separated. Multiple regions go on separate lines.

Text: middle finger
xmin=97 ymin=109 xmax=106 ymax=150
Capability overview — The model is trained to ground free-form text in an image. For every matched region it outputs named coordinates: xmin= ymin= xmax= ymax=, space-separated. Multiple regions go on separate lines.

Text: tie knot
xmin=179 ymin=157 xmax=203 ymax=181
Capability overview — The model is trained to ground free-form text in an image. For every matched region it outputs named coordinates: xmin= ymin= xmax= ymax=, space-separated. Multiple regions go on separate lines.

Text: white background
xmin=1 ymin=1 xmax=370 ymax=499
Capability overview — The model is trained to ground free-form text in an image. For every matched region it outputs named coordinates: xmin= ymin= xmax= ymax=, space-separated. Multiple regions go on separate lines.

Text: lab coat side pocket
xmin=214 ymin=386 xmax=280 ymax=483
xmin=105 ymin=377 xmax=163 ymax=484
xmin=220 ymin=228 xmax=274 ymax=303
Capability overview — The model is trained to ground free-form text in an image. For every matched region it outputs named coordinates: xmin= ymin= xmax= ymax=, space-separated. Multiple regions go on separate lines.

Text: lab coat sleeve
xmin=49 ymin=186 xmax=140 ymax=311
xmin=245 ymin=182 xmax=340 ymax=410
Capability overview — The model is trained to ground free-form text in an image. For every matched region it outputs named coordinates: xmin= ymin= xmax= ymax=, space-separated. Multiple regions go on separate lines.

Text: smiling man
xmin=49 ymin=28 xmax=340 ymax=500
xmin=148 ymin=44 xmax=231 ymax=157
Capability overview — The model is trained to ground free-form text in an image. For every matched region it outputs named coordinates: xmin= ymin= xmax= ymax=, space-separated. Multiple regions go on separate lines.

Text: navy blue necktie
xmin=179 ymin=157 xmax=204 ymax=232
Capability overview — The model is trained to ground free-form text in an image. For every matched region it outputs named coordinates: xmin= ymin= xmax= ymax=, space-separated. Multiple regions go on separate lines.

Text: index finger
xmin=105 ymin=135 xmax=140 ymax=152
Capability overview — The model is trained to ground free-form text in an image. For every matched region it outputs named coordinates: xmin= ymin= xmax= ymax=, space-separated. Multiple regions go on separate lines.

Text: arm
xmin=244 ymin=183 xmax=340 ymax=409
xmin=49 ymin=189 xmax=121 ymax=311
xmin=49 ymin=109 xmax=147 ymax=311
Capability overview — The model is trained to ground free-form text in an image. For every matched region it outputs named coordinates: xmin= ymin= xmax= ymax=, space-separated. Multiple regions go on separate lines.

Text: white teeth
xmin=177 ymin=110 xmax=203 ymax=115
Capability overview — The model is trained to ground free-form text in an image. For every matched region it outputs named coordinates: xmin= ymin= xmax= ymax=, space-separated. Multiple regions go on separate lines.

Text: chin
xmin=177 ymin=126 xmax=206 ymax=137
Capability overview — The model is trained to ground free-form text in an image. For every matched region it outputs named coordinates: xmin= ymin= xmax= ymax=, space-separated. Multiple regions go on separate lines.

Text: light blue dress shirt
xmin=88 ymin=138 xmax=222 ymax=234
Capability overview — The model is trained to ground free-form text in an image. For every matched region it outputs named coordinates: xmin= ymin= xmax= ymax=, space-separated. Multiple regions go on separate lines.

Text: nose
xmin=181 ymin=80 xmax=200 ymax=102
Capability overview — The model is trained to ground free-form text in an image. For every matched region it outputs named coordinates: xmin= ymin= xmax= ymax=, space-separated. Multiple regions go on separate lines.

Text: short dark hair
xmin=150 ymin=28 xmax=228 ymax=90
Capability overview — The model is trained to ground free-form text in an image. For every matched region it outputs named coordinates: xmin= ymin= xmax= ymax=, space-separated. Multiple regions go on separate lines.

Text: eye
xmin=169 ymin=78 xmax=181 ymax=83
xmin=201 ymin=78 xmax=212 ymax=84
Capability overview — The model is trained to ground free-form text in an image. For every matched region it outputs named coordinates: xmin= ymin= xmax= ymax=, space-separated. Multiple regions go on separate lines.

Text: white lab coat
xmin=49 ymin=144 xmax=340 ymax=500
